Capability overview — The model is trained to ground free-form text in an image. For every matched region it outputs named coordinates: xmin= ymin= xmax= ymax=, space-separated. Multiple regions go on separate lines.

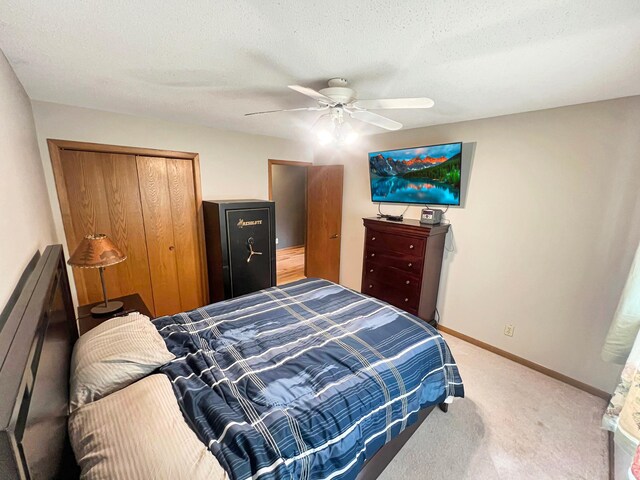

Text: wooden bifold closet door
xmin=50 ymin=142 xmax=206 ymax=317
xmin=137 ymin=156 xmax=204 ymax=315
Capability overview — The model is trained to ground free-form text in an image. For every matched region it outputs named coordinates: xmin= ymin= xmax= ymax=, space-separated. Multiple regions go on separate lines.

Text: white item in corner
xmin=602 ymin=242 xmax=640 ymax=364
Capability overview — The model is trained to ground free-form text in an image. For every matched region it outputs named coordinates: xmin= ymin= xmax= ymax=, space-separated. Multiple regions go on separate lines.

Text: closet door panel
xmin=60 ymin=151 xmax=154 ymax=309
xmin=101 ymin=155 xmax=156 ymax=314
xmin=60 ymin=150 xmax=112 ymax=304
xmin=137 ymin=156 xmax=182 ymax=316
xmin=167 ymin=159 xmax=205 ymax=311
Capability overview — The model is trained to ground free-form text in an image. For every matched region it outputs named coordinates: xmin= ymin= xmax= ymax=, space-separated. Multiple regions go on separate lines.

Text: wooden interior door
xmin=136 ymin=156 xmax=182 ymax=316
xmin=305 ymin=165 xmax=344 ymax=282
xmin=57 ymin=150 xmax=155 ymax=311
xmin=137 ymin=156 xmax=205 ymax=316
xmin=166 ymin=158 xmax=205 ymax=311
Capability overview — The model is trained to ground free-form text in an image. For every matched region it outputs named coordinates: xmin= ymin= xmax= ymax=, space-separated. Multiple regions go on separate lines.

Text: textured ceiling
xmin=1 ymin=1 xmax=639 ymax=140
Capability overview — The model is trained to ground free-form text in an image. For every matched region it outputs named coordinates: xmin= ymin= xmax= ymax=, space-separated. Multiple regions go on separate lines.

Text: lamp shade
xmin=67 ymin=234 xmax=127 ymax=268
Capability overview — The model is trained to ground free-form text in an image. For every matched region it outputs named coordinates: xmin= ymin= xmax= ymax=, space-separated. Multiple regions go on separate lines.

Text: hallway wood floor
xmin=276 ymin=245 xmax=306 ymax=285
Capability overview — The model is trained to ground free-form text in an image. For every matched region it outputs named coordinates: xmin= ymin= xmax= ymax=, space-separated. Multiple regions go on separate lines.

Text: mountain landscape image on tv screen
xmin=369 ymin=142 xmax=462 ymax=205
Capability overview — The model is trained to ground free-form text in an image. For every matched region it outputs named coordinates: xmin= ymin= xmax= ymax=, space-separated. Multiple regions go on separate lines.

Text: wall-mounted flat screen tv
xmin=369 ymin=142 xmax=462 ymax=205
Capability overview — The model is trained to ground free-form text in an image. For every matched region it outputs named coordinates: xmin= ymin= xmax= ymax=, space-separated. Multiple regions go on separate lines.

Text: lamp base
xmin=91 ymin=300 xmax=124 ymax=316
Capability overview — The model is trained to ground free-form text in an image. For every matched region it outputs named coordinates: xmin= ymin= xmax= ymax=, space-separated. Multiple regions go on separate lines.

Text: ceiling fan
xmin=245 ymin=78 xmax=434 ymax=142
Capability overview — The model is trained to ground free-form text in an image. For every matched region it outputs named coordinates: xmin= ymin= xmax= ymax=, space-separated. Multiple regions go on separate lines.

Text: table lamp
xmin=68 ymin=234 xmax=127 ymax=315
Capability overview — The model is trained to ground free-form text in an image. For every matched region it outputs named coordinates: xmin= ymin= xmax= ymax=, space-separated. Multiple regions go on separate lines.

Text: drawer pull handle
xmin=404 ymin=298 xmax=409 ymax=302
xmin=369 ymin=284 xmax=373 ymax=289
xmin=371 ymin=253 xmax=375 ymax=257
xmin=370 ymin=269 xmax=374 ymax=273
xmin=409 ymin=244 xmax=414 ymax=249
xmin=372 ymin=236 xmax=376 ymax=241
xmin=405 ymin=280 xmax=410 ymax=285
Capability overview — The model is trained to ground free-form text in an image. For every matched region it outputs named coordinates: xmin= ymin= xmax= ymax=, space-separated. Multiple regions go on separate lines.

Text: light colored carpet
xmin=379 ymin=333 xmax=609 ymax=480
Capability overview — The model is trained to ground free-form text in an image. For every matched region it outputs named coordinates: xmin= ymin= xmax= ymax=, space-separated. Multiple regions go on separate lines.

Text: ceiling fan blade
xmin=244 ymin=106 xmax=326 ymax=116
xmin=353 ymin=98 xmax=435 ymax=110
xmin=288 ymin=85 xmax=337 ymax=105
xmin=347 ymin=109 xmax=402 ymax=131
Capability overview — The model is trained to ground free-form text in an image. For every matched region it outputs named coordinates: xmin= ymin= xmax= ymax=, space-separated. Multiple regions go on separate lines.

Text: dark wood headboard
xmin=0 ymin=245 xmax=78 ymax=479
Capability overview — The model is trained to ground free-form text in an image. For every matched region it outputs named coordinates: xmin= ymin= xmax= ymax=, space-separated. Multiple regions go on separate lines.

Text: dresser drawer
xmin=364 ymin=261 xmax=420 ymax=287
xmin=362 ymin=280 xmax=420 ymax=311
xmin=366 ymin=229 xmax=425 ymax=256
xmin=364 ymin=247 xmax=423 ymax=274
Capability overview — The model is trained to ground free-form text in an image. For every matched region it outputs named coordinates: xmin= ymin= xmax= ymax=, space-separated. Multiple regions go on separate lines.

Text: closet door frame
xmin=47 ymin=139 xmax=209 ymax=309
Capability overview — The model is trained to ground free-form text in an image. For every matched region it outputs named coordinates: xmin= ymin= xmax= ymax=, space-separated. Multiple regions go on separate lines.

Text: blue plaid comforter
xmin=154 ymin=279 xmax=464 ymax=480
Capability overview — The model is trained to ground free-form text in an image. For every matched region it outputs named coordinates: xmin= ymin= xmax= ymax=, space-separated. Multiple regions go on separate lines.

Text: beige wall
xmin=315 ymin=96 xmax=640 ymax=392
xmin=0 ymin=52 xmax=56 ymax=309
xmin=31 ymin=101 xmax=312 ymax=304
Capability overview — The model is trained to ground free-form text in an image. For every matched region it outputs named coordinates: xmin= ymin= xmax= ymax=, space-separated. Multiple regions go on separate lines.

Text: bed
xmin=0 ymin=245 xmax=464 ymax=479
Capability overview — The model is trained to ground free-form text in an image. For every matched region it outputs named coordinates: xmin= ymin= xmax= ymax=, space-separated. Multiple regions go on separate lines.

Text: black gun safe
xmin=203 ymin=200 xmax=276 ymax=301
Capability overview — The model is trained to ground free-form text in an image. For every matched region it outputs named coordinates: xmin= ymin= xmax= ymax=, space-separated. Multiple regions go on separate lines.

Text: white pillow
xmin=70 ymin=312 xmax=174 ymax=411
xmin=69 ymin=374 xmax=228 ymax=480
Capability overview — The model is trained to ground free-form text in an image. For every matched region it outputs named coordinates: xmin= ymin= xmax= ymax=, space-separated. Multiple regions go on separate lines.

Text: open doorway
xmin=269 ymin=159 xmax=344 ymax=285
xmin=268 ymin=159 xmax=310 ymax=285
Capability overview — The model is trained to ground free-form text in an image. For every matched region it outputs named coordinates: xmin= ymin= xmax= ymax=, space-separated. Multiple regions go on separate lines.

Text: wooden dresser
xmin=361 ymin=217 xmax=450 ymax=326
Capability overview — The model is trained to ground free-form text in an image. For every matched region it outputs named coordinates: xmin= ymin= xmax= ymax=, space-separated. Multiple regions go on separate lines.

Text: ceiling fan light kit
xmin=245 ymin=78 xmax=434 ymax=144
xmin=314 ymin=112 xmax=359 ymax=146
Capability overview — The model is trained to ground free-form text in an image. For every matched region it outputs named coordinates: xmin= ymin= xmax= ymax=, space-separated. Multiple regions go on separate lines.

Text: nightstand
xmin=77 ymin=293 xmax=153 ymax=335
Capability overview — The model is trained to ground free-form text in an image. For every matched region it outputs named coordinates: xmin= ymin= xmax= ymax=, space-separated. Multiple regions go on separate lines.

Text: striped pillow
xmin=69 ymin=374 xmax=228 ymax=480
xmin=70 ymin=313 xmax=174 ymax=411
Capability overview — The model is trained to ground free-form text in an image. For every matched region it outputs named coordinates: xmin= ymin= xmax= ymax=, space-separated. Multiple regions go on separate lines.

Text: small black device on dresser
xmin=77 ymin=293 xmax=152 ymax=335
xmin=362 ymin=217 xmax=449 ymax=326
xmin=203 ymin=200 xmax=276 ymax=301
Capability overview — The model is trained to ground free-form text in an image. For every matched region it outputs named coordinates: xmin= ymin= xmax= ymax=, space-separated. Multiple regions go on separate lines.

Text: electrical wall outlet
xmin=275 ymin=237 xmax=279 ymax=245
xmin=504 ymin=324 xmax=514 ymax=337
